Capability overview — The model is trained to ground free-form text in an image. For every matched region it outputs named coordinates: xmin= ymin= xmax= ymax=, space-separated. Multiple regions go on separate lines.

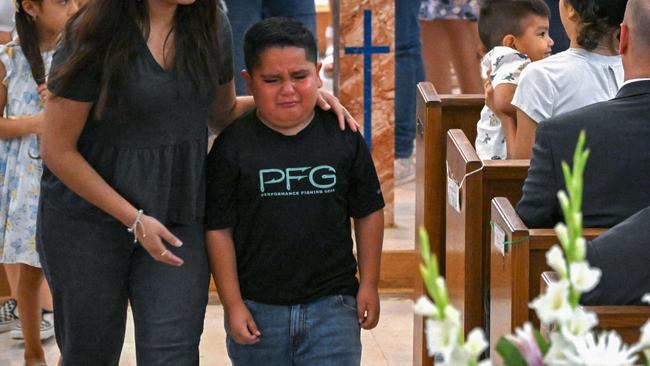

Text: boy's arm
xmin=493 ymin=83 xmax=517 ymax=120
xmin=353 ymin=209 xmax=384 ymax=330
xmin=206 ymin=229 xmax=261 ymax=344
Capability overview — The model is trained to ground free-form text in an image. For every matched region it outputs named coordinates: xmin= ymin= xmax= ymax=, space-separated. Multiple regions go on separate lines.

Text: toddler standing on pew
xmin=475 ymin=0 xmax=554 ymax=160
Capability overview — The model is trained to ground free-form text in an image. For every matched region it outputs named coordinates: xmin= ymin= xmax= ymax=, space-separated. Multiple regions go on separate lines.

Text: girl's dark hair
xmin=50 ymin=0 xmax=220 ymax=118
xmin=15 ymin=0 xmax=46 ymax=85
xmin=565 ymin=0 xmax=627 ymax=50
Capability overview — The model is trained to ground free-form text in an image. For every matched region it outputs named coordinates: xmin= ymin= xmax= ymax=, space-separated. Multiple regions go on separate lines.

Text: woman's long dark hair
xmin=565 ymin=0 xmax=627 ymax=51
xmin=15 ymin=0 xmax=46 ymax=85
xmin=50 ymin=0 xmax=220 ymax=118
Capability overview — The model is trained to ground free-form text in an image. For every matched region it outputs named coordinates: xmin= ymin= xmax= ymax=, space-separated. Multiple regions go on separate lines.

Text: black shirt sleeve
xmin=205 ymin=131 xmax=239 ymax=230
xmin=347 ymin=132 xmax=385 ymax=218
xmin=48 ymin=37 xmax=101 ymax=102
xmin=216 ymin=8 xmax=234 ymax=85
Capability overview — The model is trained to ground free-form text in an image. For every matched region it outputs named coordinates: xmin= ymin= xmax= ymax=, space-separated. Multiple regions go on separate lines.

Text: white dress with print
xmin=0 ymin=42 xmax=53 ymax=267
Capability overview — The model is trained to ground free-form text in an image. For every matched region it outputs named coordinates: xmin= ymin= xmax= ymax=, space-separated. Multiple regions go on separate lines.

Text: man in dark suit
xmin=516 ymin=0 xmax=650 ymax=228
xmin=581 ymin=206 xmax=650 ymax=305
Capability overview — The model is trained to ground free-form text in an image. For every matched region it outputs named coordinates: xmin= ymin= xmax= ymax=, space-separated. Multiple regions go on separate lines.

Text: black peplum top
xmin=42 ymin=12 xmax=233 ymax=225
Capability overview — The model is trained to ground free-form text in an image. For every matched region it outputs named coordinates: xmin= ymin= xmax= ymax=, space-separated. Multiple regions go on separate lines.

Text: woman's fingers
xmin=139 ymin=215 xmax=184 ymax=266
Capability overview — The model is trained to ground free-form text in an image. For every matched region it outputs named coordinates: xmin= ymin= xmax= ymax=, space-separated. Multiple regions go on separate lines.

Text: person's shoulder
xmin=216 ymin=109 xmax=258 ymax=143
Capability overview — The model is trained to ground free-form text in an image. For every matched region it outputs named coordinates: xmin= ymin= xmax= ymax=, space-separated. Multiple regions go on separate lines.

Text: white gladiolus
xmin=530 ymin=280 xmax=573 ymax=324
xmin=554 ymin=223 xmax=570 ymax=249
xmin=463 ymin=328 xmax=488 ymax=358
xmin=557 ymin=191 xmax=570 ymax=211
xmin=444 ymin=305 xmax=461 ymax=326
xmin=425 ymin=318 xmax=458 ymax=360
xmin=561 ymin=308 xmax=598 ymax=341
xmin=414 ymin=296 xmax=439 ymax=318
xmin=564 ymin=332 xmax=637 ymax=365
xmin=642 ymin=293 xmax=650 ymax=305
xmin=633 ymin=320 xmax=650 ymax=351
xmin=544 ymin=332 xmax=573 ymax=366
xmin=569 ymin=261 xmax=601 ymax=293
xmin=546 ymin=245 xmax=568 ymax=277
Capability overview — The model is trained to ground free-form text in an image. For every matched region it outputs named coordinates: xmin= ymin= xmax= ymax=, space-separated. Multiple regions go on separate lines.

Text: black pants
xmin=37 ymin=202 xmax=210 ymax=366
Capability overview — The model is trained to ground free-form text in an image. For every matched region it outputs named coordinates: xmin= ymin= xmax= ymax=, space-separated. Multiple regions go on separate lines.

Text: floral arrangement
xmin=415 ymin=131 xmax=650 ymax=365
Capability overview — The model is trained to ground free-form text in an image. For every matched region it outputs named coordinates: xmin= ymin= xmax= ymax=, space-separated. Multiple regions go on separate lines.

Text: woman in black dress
xmin=38 ymin=1 xmax=353 ymax=364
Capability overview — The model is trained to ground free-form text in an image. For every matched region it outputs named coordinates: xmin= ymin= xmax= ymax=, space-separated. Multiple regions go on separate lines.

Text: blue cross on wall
xmin=344 ymin=9 xmax=390 ymax=150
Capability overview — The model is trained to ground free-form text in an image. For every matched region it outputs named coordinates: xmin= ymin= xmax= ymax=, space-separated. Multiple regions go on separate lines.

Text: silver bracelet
xmin=127 ymin=209 xmax=146 ymax=243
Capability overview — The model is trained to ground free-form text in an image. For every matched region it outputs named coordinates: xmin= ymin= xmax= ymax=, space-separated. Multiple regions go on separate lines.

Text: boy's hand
xmin=226 ymin=301 xmax=261 ymax=345
xmin=357 ymin=284 xmax=380 ymax=330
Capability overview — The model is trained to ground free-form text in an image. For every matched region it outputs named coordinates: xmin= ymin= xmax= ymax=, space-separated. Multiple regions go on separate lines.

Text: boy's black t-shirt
xmin=205 ymin=108 xmax=385 ymax=305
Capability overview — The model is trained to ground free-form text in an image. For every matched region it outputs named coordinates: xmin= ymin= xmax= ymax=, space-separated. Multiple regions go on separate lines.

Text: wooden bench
xmin=413 ymin=82 xmax=483 ymax=366
xmin=445 ymin=129 xmax=529 ymax=336
xmin=540 ymin=272 xmax=650 ymax=346
xmin=489 ymin=197 xmax=606 ymax=356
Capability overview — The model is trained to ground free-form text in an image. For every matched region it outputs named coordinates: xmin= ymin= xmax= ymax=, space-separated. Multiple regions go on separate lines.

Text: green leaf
xmin=533 ymin=329 xmax=550 ymax=355
xmin=496 ymin=337 xmax=528 ymax=366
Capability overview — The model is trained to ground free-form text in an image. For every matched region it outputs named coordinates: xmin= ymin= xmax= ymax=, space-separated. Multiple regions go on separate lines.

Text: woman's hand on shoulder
xmin=136 ymin=214 xmax=185 ymax=267
xmin=316 ymin=89 xmax=359 ymax=131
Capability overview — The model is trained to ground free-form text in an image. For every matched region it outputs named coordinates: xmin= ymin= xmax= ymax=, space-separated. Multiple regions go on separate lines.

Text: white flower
xmin=478 ymin=361 xmax=492 ymax=366
xmin=569 ymin=261 xmax=601 ymax=293
xmin=507 ymin=322 xmax=543 ymax=365
xmin=561 ymin=308 xmax=598 ymax=341
xmin=546 ymin=245 xmax=568 ymax=278
xmin=554 ymin=222 xmax=570 ymax=249
xmin=642 ymin=293 xmax=650 ymax=305
xmin=530 ymin=280 xmax=573 ymax=324
xmin=463 ymin=328 xmax=488 ymax=358
xmin=544 ymin=332 xmax=573 ymax=366
xmin=444 ymin=305 xmax=461 ymax=325
xmin=557 ymin=191 xmax=570 ymax=212
xmin=632 ymin=319 xmax=650 ymax=351
xmin=424 ymin=317 xmax=459 ymax=360
xmin=564 ymin=331 xmax=637 ymax=365
xmin=414 ymin=296 xmax=439 ymax=318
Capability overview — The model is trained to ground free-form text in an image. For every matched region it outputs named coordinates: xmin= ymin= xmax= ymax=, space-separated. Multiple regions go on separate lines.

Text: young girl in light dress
xmin=0 ymin=0 xmax=78 ymax=365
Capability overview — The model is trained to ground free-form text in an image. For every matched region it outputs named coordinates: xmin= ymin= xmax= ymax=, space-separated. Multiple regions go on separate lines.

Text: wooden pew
xmin=540 ymin=272 xmax=650 ymax=345
xmin=413 ymin=82 xmax=483 ymax=366
xmin=445 ymin=129 xmax=529 ymax=336
xmin=489 ymin=197 xmax=606 ymax=356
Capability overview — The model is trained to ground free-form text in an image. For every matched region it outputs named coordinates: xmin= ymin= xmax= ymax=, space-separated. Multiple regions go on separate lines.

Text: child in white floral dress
xmin=0 ymin=0 xmax=79 ymax=365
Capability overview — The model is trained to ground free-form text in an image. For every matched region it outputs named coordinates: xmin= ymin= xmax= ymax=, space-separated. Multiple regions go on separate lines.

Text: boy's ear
xmin=502 ymin=34 xmax=516 ymax=49
xmin=316 ymin=62 xmax=323 ymax=88
xmin=241 ymin=69 xmax=253 ymax=93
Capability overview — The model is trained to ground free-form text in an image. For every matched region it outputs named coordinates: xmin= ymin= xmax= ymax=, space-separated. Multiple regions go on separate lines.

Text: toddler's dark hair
xmin=244 ymin=17 xmax=318 ymax=73
xmin=479 ymin=0 xmax=551 ymax=50
xmin=565 ymin=0 xmax=627 ymax=51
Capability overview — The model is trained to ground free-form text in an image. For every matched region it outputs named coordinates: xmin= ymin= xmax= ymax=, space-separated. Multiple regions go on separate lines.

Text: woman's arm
xmin=208 ymin=79 xmax=358 ymax=133
xmin=41 ymin=96 xmax=184 ymax=266
xmin=512 ymin=108 xmax=538 ymax=159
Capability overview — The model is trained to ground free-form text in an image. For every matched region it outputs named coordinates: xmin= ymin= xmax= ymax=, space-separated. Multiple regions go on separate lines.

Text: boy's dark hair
xmin=244 ymin=17 xmax=318 ymax=73
xmin=479 ymin=0 xmax=551 ymax=50
xmin=565 ymin=0 xmax=627 ymax=51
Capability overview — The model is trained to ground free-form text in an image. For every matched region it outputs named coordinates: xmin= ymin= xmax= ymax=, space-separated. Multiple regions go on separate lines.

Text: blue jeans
xmin=395 ymin=0 xmax=425 ymax=159
xmin=37 ymin=203 xmax=210 ymax=366
xmin=224 ymin=0 xmax=317 ymax=96
xmin=226 ymin=295 xmax=362 ymax=366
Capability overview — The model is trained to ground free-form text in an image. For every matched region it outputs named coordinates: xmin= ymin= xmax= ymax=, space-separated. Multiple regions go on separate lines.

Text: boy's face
xmin=243 ymin=47 xmax=322 ymax=134
xmin=513 ymin=15 xmax=554 ymax=61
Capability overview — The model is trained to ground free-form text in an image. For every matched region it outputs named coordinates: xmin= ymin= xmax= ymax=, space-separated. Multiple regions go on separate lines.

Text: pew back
xmin=489 ymin=197 xmax=606 ymax=356
xmin=445 ymin=129 xmax=529 ymax=335
xmin=413 ymin=82 xmax=483 ymax=366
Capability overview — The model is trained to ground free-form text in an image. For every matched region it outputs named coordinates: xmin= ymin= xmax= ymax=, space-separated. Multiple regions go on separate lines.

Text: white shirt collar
xmin=621 ymin=78 xmax=650 ymax=88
